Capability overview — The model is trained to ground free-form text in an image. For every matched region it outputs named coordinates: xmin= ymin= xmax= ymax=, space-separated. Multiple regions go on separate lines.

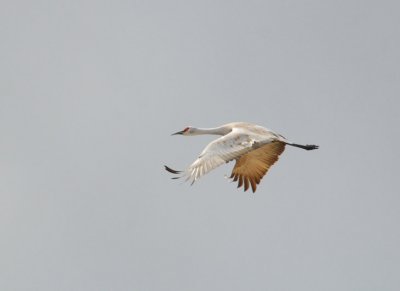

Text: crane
xmin=165 ymin=122 xmax=318 ymax=192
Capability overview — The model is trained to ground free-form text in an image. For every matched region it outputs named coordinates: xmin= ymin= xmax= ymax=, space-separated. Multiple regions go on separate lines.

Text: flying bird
xmin=165 ymin=122 xmax=318 ymax=192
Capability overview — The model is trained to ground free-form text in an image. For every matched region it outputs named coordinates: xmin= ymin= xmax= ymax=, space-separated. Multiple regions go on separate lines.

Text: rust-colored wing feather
xmin=230 ymin=141 xmax=286 ymax=192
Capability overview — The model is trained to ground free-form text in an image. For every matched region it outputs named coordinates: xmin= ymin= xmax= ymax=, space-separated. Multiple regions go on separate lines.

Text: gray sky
xmin=1 ymin=0 xmax=399 ymax=290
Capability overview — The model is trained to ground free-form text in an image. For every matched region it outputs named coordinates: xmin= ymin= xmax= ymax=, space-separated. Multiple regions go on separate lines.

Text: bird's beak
xmin=171 ymin=130 xmax=184 ymax=136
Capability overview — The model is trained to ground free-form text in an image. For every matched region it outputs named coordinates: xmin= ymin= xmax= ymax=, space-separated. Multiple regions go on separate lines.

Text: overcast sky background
xmin=1 ymin=0 xmax=399 ymax=290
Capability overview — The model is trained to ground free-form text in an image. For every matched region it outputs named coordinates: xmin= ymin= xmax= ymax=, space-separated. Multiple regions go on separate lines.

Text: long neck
xmin=191 ymin=126 xmax=231 ymax=136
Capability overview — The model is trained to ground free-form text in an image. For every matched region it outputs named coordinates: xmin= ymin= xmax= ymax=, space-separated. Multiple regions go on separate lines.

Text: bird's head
xmin=172 ymin=126 xmax=194 ymax=136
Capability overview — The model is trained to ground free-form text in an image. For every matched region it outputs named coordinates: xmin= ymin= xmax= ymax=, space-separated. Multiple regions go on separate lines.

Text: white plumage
xmin=165 ymin=122 xmax=318 ymax=192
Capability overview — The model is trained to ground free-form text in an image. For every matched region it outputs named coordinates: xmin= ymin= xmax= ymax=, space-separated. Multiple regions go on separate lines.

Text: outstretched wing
xmin=230 ymin=141 xmax=285 ymax=192
xmin=170 ymin=128 xmax=256 ymax=184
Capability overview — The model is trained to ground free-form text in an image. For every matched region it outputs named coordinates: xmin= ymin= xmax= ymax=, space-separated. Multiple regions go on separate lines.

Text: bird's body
xmin=165 ymin=122 xmax=318 ymax=192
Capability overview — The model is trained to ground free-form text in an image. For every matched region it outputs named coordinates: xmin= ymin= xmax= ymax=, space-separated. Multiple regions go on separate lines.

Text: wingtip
xmin=164 ymin=165 xmax=182 ymax=174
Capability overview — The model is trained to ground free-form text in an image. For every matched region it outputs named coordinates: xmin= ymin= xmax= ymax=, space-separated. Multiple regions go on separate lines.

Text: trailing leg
xmin=286 ymin=143 xmax=319 ymax=150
